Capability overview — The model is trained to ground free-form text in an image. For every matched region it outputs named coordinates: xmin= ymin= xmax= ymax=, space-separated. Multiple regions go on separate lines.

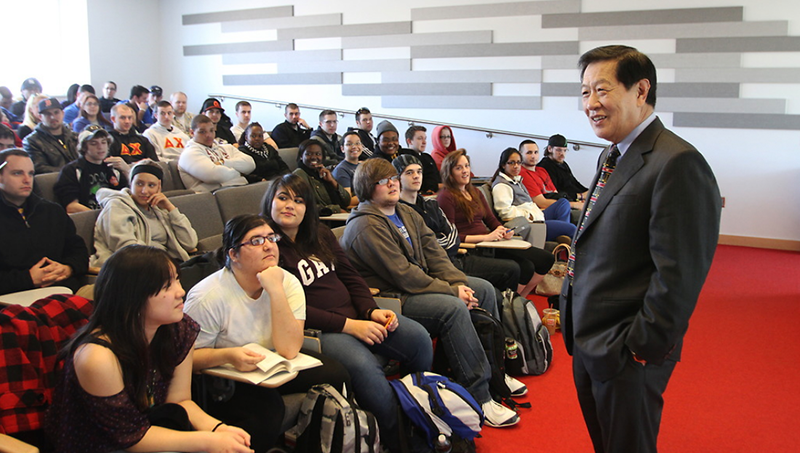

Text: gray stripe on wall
xmin=542 ymin=7 xmax=742 ymax=28
xmin=411 ymin=0 xmax=580 ymax=21
xmin=382 ymin=70 xmax=541 ymax=83
xmin=676 ymin=68 xmax=800 ymax=83
xmin=278 ymin=22 xmax=411 ymax=40
xmin=649 ymin=53 xmax=741 ymax=68
xmin=184 ymin=41 xmax=293 ymax=56
xmin=341 ymin=31 xmax=493 ymax=49
xmin=658 ymin=83 xmax=739 ymax=98
xmin=223 ymin=50 xmax=343 ymax=65
xmin=344 ymin=83 xmax=491 ymax=96
xmin=223 ymin=73 xmax=343 ymax=85
xmin=657 ymin=98 xmax=785 ymax=114
xmin=221 ymin=14 xmax=342 ymax=33
xmin=677 ymin=36 xmax=800 ymax=53
xmin=383 ymin=96 xmax=541 ymax=110
xmin=280 ymin=60 xmax=410 ymax=73
xmin=550 ymin=53 xmax=740 ymax=70
xmin=542 ymin=55 xmax=579 ymax=69
xmin=579 ymin=20 xmax=787 ymax=41
xmin=412 ymin=42 xmax=578 ymax=58
xmin=183 ymin=6 xmax=293 ymax=25
xmin=674 ymin=112 xmax=800 ymax=130
xmin=542 ymin=83 xmax=740 ymax=98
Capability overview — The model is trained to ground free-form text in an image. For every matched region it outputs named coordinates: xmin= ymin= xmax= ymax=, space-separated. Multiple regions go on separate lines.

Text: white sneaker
xmin=505 ymin=374 xmax=528 ymax=397
xmin=481 ymin=399 xmax=520 ymax=428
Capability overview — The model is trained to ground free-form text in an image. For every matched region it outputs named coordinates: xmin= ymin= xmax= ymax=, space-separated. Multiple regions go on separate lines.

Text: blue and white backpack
xmin=389 ymin=372 xmax=483 ymax=449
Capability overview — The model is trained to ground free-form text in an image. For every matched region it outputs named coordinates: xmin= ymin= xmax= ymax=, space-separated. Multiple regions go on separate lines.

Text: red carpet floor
xmin=477 ymin=245 xmax=800 ymax=452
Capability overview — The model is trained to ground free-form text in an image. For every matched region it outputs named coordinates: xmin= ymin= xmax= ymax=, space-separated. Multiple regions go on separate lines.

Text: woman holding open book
xmin=46 ymin=245 xmax=253 ymax=453
xmin=184 ymin=214 xmax=348 ymax=452
xmin=263 ymin=174 xmax=433 ymax=453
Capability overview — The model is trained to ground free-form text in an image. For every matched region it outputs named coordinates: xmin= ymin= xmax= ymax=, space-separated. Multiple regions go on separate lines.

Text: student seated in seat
xmin=45 ymin=245 xmax=254 ymax=453
xmin=54 ymin=126 xmax=129 ymax=213
xmin=437 ymin=150 xmax=555 ymax=298
xmin=394 ymin=154 xmax=520 ymax=296
xmin=0 ymin=149 xmax=88 ymax=296
xmin=263 ymin=174 xmax=432 ymax=452
xmin=237 ymin=122 xmax=290 ymax=183
xmin=91 ymin=160 xmax=197 ymax=268
xmin=184 ymin=214 xmax=350 ymax=450
xmin=292 ymin=139 xmax=350 ymax=215
xmin=179 ymin=114 xmax=255 ymax=192
xmin=490 ymin=147 xmax=576 ymax=242
xmin=340 ymin=158 xmax=520 ymax=428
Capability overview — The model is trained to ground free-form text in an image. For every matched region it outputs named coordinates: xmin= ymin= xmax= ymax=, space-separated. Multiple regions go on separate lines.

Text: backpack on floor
xmin=501 ymin=290 xmax=553 ymax=375
xmin=431 ymin=307 xmax=512 ymax=405
xmin=389 ymin=372 xmax=483 ymax=451
xmin=291 ymin=383 xmax=380 ymax=453
xmin=466 ymin=308 xmax=512 ymax=404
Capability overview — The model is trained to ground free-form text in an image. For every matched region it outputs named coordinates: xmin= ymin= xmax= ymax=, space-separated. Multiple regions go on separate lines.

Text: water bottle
xmin=434 ymin=434 xmax=452 ymax=453
xmin=505 ymin=338 xmax=518 ymax=360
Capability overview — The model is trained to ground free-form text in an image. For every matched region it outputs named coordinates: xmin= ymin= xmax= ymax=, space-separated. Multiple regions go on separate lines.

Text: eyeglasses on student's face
xmin=233 ymin=234 xmax=281 ymax=249
xmin=374 ymin=175 xmax=400 ymax=186
xmin=505 ymin=160 xmax=522 ymax=166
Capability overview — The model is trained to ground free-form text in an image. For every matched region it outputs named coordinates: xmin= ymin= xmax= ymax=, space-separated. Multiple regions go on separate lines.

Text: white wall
xmin=86 ymin=0 xmax=161 ymax=99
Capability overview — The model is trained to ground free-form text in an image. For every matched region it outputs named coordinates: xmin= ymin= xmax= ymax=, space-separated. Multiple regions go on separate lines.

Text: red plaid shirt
xmin=0 ymin=294 xmax=93 ymax=434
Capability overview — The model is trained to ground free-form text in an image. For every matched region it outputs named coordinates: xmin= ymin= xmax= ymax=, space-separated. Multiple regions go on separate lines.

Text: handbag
xmin=535 ymin=243 xmax=570 ymax=297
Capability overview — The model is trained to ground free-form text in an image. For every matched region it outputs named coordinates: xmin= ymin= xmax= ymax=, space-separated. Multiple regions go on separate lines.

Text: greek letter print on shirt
xmin=119 ymin=142 xmax=143 ymax=156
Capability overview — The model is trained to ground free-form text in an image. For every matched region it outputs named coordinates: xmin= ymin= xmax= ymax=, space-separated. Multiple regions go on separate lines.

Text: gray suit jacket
xmin=561 ymin=117 xmax=721 ymax=382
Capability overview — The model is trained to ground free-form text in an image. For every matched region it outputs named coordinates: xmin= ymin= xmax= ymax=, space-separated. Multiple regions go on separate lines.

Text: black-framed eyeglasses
xmin=505 ymin=160 xmax=522 ymax=166
xmin=233 ymin=234 xmax=281 ymax=249
xmin=375 ymin=175 xmax=400 ymax=186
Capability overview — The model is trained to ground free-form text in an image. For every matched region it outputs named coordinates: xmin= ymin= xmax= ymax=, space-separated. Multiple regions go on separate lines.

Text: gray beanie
xmin=375 ymin=120 xmax=398 ymax=140
xmin=392 ymin=154 xmax=422 ymax=175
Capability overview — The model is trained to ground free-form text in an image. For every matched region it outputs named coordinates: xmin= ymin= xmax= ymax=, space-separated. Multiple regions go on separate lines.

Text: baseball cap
xmin=548 ymin=134 xmax=568 ymax=148
xmin=37 ymin=97 xmax=62 ymax=114
xmin=21 ymin=78 xmax=42 ymax=92
xmin=201 ymin=98 xmax=224 ymax=113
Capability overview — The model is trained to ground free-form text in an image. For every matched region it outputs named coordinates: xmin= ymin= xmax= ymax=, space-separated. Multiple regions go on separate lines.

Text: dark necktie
xmin=567 ymin=145 xmax=620 ymax=283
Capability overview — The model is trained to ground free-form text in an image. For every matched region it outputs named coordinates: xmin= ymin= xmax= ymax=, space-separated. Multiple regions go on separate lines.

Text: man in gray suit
xmin=562 ymin=45 xmax=721 ymax=453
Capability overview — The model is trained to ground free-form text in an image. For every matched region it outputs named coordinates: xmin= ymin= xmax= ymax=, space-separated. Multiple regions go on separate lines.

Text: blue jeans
xmin=320 ymin=314 xmax=432 ymax=451
xmin=544 ymin=198 xmax=577 ymax=240
xmin=401 ymin=276 xmax=496 ymax=404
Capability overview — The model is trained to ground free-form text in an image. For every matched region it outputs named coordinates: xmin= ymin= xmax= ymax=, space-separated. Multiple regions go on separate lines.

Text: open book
xmin=203 ymin=343 xmax=323 ymax=386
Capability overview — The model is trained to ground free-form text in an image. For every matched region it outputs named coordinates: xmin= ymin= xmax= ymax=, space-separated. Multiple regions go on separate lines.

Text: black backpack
xmin=433 ymin=308 xmax=529 ymax=408
xmin=501 ymin=290 xmax=553 ymax=376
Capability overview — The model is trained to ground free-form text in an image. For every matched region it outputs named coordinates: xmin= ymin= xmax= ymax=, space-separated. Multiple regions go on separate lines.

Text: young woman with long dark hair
xmin=46 ymin=245 xmax=253 ymax=452
xmin=262 ymin=174 xmax=432 ymax=452
xmin=437 ymin=150 xmax=555 ymax=297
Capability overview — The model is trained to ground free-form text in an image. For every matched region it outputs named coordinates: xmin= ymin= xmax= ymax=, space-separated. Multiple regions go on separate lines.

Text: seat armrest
xmin=0 ymin=434 xmax=38 ymax=453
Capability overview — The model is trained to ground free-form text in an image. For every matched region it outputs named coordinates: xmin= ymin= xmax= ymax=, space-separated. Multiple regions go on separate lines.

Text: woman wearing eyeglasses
xmin=183 ymin=214 xmax=349 ymax=450
xmin=72 ymin=94 xmax=114 ymax=133
xmin=490 ymin=147 xmax=576 ymax=242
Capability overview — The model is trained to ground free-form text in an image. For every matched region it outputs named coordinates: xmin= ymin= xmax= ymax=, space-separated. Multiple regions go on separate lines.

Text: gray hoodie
xmin=91 ymin=188 xmax=198 ymax=267
xmin=340 ymin=200 xmax=467 ymax=302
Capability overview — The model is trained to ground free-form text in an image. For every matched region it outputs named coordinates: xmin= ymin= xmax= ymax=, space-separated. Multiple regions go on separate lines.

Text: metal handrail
xmin=208 ymin=93 xmax=607 ymax=151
